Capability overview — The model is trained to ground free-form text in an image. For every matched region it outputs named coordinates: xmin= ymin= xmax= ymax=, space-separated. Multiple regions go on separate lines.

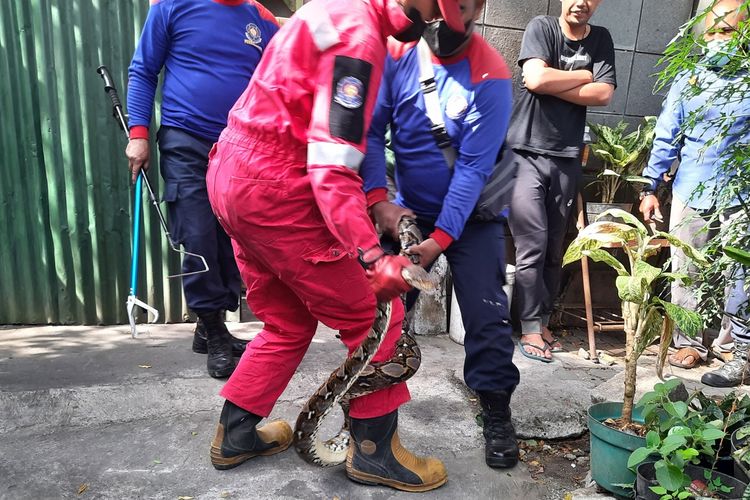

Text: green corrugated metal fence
xmin=0 ymin=0 xmax=186 ymax=324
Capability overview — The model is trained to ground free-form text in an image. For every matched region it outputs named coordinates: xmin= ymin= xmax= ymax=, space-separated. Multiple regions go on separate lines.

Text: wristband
xmin=639 ymin=190 xmax=655 ymax=201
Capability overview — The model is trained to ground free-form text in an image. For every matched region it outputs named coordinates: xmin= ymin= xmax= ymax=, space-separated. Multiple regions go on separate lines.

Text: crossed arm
xmin=521 ymin=58 xmax=614 ymax=107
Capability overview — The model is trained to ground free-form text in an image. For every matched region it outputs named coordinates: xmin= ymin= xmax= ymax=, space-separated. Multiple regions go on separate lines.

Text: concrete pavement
xmin=0 ymin=323 xmax=742 ymax=499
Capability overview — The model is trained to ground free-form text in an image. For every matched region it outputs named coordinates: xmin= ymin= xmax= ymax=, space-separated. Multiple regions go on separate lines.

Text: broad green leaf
xmin=616 ymin=276 xmax=647 ymax=302
xmin=656 ymin=231 xmax=709 ymax=267
xmin=660 ymin=434 xmax=688 ymax=455
xmin=596 ymin=208 xmax=649 ymax=236
xmin=654 ymin=297 xmax=703 ymax=338
xmin=634 ymin=260 xmax=661 ymax=287
xmin=582 ymin=249 xmax=629 ymax=276
xmin=628 ymin=447 xmax=655 ymax=468
xmin=676 ymin=448 xmax=700 ymax=461
xmin=700 ymin=427 xmax=726 ymax=441
xmin=593 ymin=148 xmax=616 ymax=163
xmin=646 ymin=430 xmax=661 ymax=448
xmin=637 ymin=391 xmax=660 ymax=407
xmin=655 ymin=460 xmax=687 ymax=491
xmin=580 ymin=220 xmax=639 ymax=243
xmin=563 ymin=221 xmax=639 ymax=266
xmin=649 ymin=485 xmax=667 ymax=495
xmin=667 ymin=426 xmax=692 ymax=437
xmin=665 ymin=402 xmax=689 ymax=419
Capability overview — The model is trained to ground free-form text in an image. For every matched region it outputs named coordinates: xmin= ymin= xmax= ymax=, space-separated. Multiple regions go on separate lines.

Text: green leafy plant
xmin=628 ymin=380 xmax=742 ymax=499
xmin=629 ymin=380 xmax=726 ymax=494
xmin=563 ymin=209 xmax=708 ymax=424
xmin=588 ymin=116 xmax=657 ymax=204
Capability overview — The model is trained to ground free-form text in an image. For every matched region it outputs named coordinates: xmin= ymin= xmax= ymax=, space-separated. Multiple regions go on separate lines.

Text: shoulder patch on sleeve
xmin=468 ymin=35 xmax=512 ymax=84
xmin=329 ymin=56 xmax=373 ymax=143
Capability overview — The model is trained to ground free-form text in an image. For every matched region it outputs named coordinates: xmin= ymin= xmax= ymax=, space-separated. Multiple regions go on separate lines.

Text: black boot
xmin=478 ymin=390 xmax=519 ymax=468
xmin=210 ymin=400 xmax=293 ymax=470
xmin=702 ymin=341 xmax=750 ymax=387
xmin=192 ymin=316 xmax=249 ymax=357
xmin=198 ymin=311 xmax=235 ymax=378
xmin=346 ymin=410 xmax=447 ymax=492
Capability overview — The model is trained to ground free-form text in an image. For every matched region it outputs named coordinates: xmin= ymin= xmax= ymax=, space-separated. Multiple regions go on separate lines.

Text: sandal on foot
xmin=668 ymin=347 xmax=702 ymax=369
xmin=518 ymin=339 xmax=553 ymax=363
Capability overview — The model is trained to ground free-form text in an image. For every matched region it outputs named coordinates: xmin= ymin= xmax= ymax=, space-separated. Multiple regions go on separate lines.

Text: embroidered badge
xmin=244 ymin=23 xmax=262 ymax=48
xmin=445 ymin=94 xmax=469 ymax=120
xmin=334 ymin=76 xmax=365 ymax=109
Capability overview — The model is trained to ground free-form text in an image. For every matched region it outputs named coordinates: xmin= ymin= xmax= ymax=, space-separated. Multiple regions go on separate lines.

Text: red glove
xmin=365 ymin=254 xmax=414 ymax=302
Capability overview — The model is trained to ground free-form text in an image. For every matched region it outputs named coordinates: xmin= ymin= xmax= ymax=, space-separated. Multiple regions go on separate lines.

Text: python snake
xmin=293 ymin=216 xmax=431 ymax=466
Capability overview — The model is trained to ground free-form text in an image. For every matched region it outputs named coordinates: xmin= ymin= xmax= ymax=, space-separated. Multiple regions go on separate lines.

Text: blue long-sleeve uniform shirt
xmin=643 ymin=69 xmax=750 ymax=210
xmin=127 ymin=0 xmax=279 ymax=142
xmin=361 ymin=35 xmax=513 ymax=244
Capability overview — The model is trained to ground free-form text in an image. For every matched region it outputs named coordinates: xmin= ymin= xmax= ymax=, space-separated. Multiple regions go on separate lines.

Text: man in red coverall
xmin=206 ymin=0 xmax=464 ymax=492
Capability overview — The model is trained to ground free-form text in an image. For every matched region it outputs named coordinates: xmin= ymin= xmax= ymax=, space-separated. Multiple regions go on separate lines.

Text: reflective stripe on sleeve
xmin=308 ymin=142 xmax=364 ymax=171
xmin=304 ymin=10 xmax=340 ymax=51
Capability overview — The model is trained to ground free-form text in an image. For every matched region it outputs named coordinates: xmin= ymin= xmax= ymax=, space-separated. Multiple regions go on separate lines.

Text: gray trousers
xmin=670 ymin=195 xmax=746 ymax=358
xmin=508 ymin=150 xmax=580 ymax=334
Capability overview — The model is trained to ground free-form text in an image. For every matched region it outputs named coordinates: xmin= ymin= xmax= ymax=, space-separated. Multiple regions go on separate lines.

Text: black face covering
xmin=393 ymin=7 xmax=426 ymax=43
xmin=422 ymin=20 xmax=472 ymax=57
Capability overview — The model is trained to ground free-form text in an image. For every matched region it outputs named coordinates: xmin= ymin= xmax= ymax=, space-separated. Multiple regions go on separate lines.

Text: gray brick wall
xmin=478 ymin=0 xmax=699 ymax=128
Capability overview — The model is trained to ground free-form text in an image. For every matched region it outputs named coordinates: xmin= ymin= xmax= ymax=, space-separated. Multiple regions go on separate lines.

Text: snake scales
xmin=293 ymin=216 xmax=431 ymax=466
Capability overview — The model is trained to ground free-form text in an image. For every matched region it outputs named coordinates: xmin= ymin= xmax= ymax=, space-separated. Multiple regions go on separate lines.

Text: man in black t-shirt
xmin=507 ymin=0 xmax=616 ymax=362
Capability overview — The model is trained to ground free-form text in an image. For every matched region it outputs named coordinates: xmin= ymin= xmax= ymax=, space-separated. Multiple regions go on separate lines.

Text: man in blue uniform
xmin=126 ymin=0 xmax=279 ymax=378
xmin=360 ymin=0 xmax=520 ymax=469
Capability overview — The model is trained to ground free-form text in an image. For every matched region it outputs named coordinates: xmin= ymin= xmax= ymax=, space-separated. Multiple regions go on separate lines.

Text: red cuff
xmin=366 ymin=188 xmax=389 ymax=208
xmin=430 ymin=228 xmax=453 ymax=250
xmin=129 ymin=126 xmax=149 ymax=140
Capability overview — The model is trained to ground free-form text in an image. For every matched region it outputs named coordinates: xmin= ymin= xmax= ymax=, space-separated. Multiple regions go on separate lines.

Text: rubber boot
xmin=210 ymin=400 xmax=293 ymax=470
xmin=198 ymin=310 xmax=235 ymax=379
xmin=346 ymin=410 xmax=447 ymax=492
xmin=192 ymin=315 xmax=248 ymax=357
xmin=478 ymin=390 xmax=519 ymax=468
xmin=702 ymin=341 xmax=750 ymax=387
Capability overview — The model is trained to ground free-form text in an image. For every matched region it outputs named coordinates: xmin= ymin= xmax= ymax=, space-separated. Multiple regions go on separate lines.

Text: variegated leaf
xmin=654 ymin=297 xmax=703 ymax=338
xmin=582 ymin=249 xmax=629 ymax=276
xmin=655 ymin=231 xmax=709 ymax=267
xmin=633 ymin=260 xmax=661 ymax=287
xmin=616 ymin=276 xmax=647 ymax=303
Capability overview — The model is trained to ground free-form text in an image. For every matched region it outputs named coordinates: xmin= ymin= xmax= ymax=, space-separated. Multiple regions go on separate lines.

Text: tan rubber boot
xmin=345 ymin=410 xmax=447 ymax=492
xmin=210 ymin=400 xmax=292 ymax=470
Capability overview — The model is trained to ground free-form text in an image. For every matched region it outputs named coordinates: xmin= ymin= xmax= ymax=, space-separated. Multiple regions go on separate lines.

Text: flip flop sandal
xmin=667 ymin=347 xmax=702 ymax=369
xmin=544 ymin=336 xmax=564 ymax=353
xmin=518 ymin=339 xmax=553 ymax=363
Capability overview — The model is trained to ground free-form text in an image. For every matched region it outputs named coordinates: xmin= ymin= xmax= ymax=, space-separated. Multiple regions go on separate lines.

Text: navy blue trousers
xmin=383 ymin=218 xmax=519 ymax=393
xmin=157 ymin=126 xmax=241 ymax=314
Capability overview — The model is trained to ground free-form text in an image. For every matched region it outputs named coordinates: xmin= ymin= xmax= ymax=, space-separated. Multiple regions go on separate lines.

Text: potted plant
xmin=586 ymin=116 xmax=657 ymax=223
xmin=562 ymin=208 xmax=708 ymax=496
xmin=628 ymin=379 xmax=748 ymax=499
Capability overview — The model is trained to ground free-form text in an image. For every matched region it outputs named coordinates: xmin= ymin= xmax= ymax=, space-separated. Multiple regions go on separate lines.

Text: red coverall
xmin=207 ymin=0 xmax=414 ymax=419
